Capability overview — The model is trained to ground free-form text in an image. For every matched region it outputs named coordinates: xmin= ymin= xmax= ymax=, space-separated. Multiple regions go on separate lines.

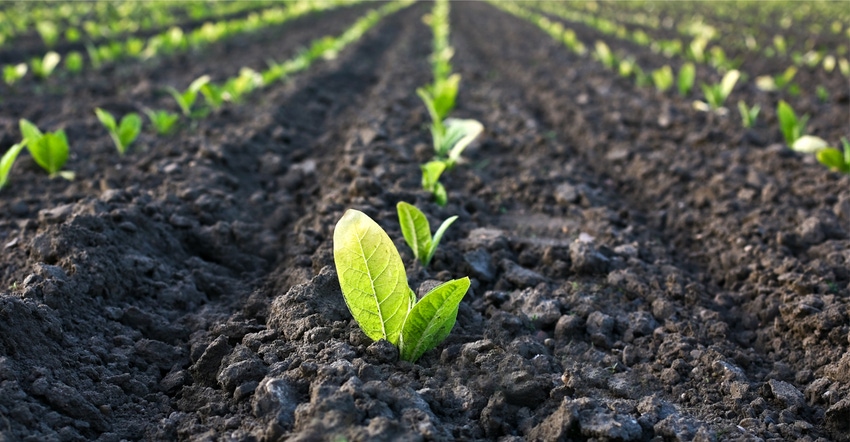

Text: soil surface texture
xmin=1 ymin=2 xmax=849 ymax=441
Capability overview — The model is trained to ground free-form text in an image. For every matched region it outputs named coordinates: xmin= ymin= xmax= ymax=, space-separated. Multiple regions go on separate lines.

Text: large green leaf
xmin=397 ymin=202 xmax=432 ymax=265
xmin=28 ymin=130 xmax=69 ymax=175
xmin=333 ymin=209 xmax=411 ymax=345
xmin=400 ymin=277 xmax=470 ymax=362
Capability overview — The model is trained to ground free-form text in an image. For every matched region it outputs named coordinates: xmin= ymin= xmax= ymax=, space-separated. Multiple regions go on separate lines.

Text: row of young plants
xmin=331 ymin=0 xmax=485 ymax=363
xmin=492 ymin=2 xmax=850 ymax=177
xmin=0 ymin=1 xmax=274 ymax=49
xmin=0 ymin=1 xmax=411 ymax=191
xmin=2 ymin=0 xmax=363 ymax=86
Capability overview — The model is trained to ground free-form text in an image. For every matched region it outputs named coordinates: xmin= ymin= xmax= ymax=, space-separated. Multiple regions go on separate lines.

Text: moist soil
xmin=1 ymin=3 xmax=849 ymax=441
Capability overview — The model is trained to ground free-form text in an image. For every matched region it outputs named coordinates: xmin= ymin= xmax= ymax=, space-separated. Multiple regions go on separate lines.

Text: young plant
xmin=94 ymin=108 xmax=142 ymax=155
xmin=698 ymin=69 xmax=740 ymax=110
xmin=594 ymin=40 xmax=617 ymax=69
xmin=651 ymin=65 xmax=674 ymax=92
xmin=65 ymin=51 xmax=83 ymax=73
xmin=678 ymin=62 xmax=695 ymax=96
xmin=3 ymin=63 xmax=27 ymax=85
xmin=397 ymin=202 xmax=458 ymax=267
xmin=144 ymin=109 xmax=180 ymax=135
xmin=19 ymin=119 xmax=73 ymax=180
xmin=167 ymin=75 xmax=210 ymax=117
xmin=0 ymin=142 xmax=27 ymax=190
xmin=31 ymin=51 xmax=61 ymax=79
xmin=816 ymin=138 xmax=850 ymax=174
xmin=777 ymin=100 xmax=809 ymax=146
xmin=421 ymin=160 xmax=448 ymax=206
xmin=417 ymin=89 xmax=483 ymax=167
xmin=738 ymin=101 xmax=760 ymax=128
xmin=35 ymin=21 xmax=59 ymax=47
xmin=333 ymin=209 xmax=470 ymax=362
xmin=816 ymin=86 xmax=829 ymax=103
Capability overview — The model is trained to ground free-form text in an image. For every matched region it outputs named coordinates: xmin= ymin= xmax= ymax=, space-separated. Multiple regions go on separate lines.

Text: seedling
xmin=737 ymin=101 xmax=760 ymax=128
xmin=594 ymin=40 xmax=617 ymax=69
xmin=334 ymin=209 xmax=470 ymax=362
xmin=65 ymin=51 xmax=83 ymax=73
xmin=19 ymin=119 xmax=73 ymax=180
xmin=651 ymin=65 xmax=674 ymax=92
xmin=697 ymin=69 xmax=740 ymax=111
xmin=167 ymin=75 xmax=210 ymax=117
xmin=94 ymin=108 xmax=142 ymax=155
xmin=397 ymin=202 xmax=458 ymax=267
xmin=678 ymin=62 xmax=695 ymax=96
xmin=417 ymin=89 xmax=483 ymax=167
xmin=31 ymin=52 xmax=61 ymax=79
xmin=199 ymin=83 xmax=226 ymax=110
xmin=0 ymin=142 xmax=27 ymax=190
xmin=776 ymin=100 xmax=809 ymax=146
xmin=816 ymin=86 xmax=829 ymax=103
xmin=421 ymin=160 xmax=448 ymax=206
xmin=792 ymin=135 xmax=829 ymax=154
xmin=816 ymin=138 xmax=850 ymax=174
xmin=3 ymin=63 xmax=27 ymax=85
xmin=756 ymin=66 xmax=797 ymax=92
xmin=36 ymin=21 xmax=59 ymax=47
xmin=144 ymin=109 xmax=180 ymax=135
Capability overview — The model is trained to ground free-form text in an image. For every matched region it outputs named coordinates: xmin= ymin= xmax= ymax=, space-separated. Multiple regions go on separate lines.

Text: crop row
xmin=1 ymin=1 xmax=410 ymax=191
xmin=492 ymin=1 xmax=850 ymax=176
xmin=2 ymin=0 xmax=364 ymax=85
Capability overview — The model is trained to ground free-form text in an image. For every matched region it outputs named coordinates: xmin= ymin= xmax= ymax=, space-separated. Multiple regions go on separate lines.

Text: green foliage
xmin=144 ymin=109 xmax=180 ymax=135
xmin=737 ymin=101 xmax=760 ymax=129
xmin=776 ymin=100 xmax=808 ymax=146
xmin=3 ymin=63 xmax=27 ymax=85
xmin=333 ymin=209 xmax=469 ymax=362
xmin=167 ymin=75 xmax=210 ymax=117
xmin=421 ymin=161 xmax=448 ymax=206
xmin=699 ymin=69 xmax=739 ymax=110
xmin=816 ymin=85 xmax=829 ymax=102
xmin=95 ymin=108 xmax=142 ymax=155
xmin=35 ymin=21 xmax=59 ymax=47
xmin=397 ymin=202 xmax=458 ymax=267
xmin=594 ymin=40 xmax=617 ymax=69
xmin=19 ymin=119 xmax=73 ymax=179
xmin=31 ymin=51 xmax=61 ymax=79
xmin=816 ymin=138 xmax=850 ymax=174
xmin=65 ymin=51 xmax=83 ymax=73
xmin=0 ymin=142 xmax=27 ymax=190
xmin=651 ymin=65 xmax=674 ymax=92
xmin=677 ymin=62 xmax=695 ymax=96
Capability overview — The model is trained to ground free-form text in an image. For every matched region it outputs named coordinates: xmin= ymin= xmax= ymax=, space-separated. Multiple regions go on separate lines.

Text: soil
xmin=1 ymin=2 xmax=849 ymax=441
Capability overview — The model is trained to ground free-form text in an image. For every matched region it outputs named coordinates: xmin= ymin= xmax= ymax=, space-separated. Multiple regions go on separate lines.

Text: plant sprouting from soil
xmin=19 ymin=119 xmax=74 ymax=180
xmin=167 ymin=75 xmax=210 ymax=117
xmin=776 ymin=100 xmax=809 ymax=147
xmin=333 ymin=209 xmax=470 ymax=362
xmin=0 ymin=142 xmax=27 ymax=190
xmin=678 ymin=62 xmax=695 ymax=96
xmin=95 ymin=108 xmax=142 ymax=155
xmin=35 ymin=21 xmax=59 ymax=47
xmin=65 ymin=51 xmax=83 ymax=74
xmin=695 ymin=69 xmax=739 ymax=111
xmin=144 ymin=109 xmax=180 ymax=135
xmin=421 ymin=160 xmax=447 ymax=206
xmin=594 ymin=40 xmax=617 ymax=69
xmin=397 ymin=201 xmax=458 ymax=267
xmin=738 ymin=101 xmax=760 ymax=129
xmin=815 ymin=138 xmax=850 ymax=174
xmin=651 ymin=65 xmax=674 ymax=92
xmin=3 ymin=63 xmax=27 ymax=85
xmin=31 ymin=51 xmax=61 ymax=79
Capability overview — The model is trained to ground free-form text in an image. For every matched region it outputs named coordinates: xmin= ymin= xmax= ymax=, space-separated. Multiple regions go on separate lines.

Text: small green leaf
xmin=400 ymin=277 xmax=470 ymax=362
xmin=677 ymin=62 xmax=695 ymax=96
xmin=0 ymin=142 xmax=27 ymax=190
xmin=777 ymin=100 xmax=798 ymax=146
xmin=421 ymin=160 xmax=446 ymax=192
xmin=144 ymin=109 xmax=179 ymax=135
xmin=816 ymin=147 xmax=850 ymax=173
xmin=28 ymin=130 xmax=69 ymax=175
xmin=397 ymin=202 xmax=432 ymax=265
xmin=333 ymin=209 xmax=411 ymax=345
xmin=19 ymin=119 xmax=43 ymax=143
xmin=434 ymin=182 xmax=447 ymax=207
xmin=95 ymin=108 xmax=117 ymax=131
xmin=428 ymin=215 xmax=457 ymax=265
xmin=443 ymin=118 xmax=484 ymax=166
xmin=117 ymin=113 xmax=142 ymax=152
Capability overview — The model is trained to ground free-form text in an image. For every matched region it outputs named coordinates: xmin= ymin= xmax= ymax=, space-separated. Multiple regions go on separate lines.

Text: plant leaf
xmin=0 ymin=142 xmax=27 ymax=190
xmin=792 ymin=135 xmax=829 ymax=154
xmin=776 ymin=100 xmax=797 ymax=146
xmin=333 ymin=209 xmax=411 ymax=345
xmin=816 ymin=147 xmax=850 ymax=173
xmin=719 ymin=69 xmax=740 ymax=100
xmin=117 ymin=113 xmax=142 ymax=152
xmin=677 ymin=62 xmax=695 ymax=96
xmin=28 ymin=130 xmax=69 ymax=175
xmin=399 ymin=277 xmax=470 ymax=362
xmin=19 ymin=119 xmax=43 ymax=143
xmin=397 ymin=202 xmax=432 ymax=265
xmin=434 ymin=182 xmax=447 ymax=207
xmin=94 ymin=108 xmax=117 ymax=131
xmin=421 ymin=160 xmax=446 ymax=192
xmin=444 ymin=118 xmax=484 ymax=165
xmin=428 ymin=215 xmax=457 ymax=266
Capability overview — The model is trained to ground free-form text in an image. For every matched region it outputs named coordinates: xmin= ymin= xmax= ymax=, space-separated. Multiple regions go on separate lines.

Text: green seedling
xmin=35 ymin=21 xmax=59 ymax=47
xmin=223 ymin=67 xmax=263 ymax=103
xmin=85 ymin=43 xmax=102 ymax=69
xmin=397 ymin=202 xmax=458 ymax=267
xmin=65 ymin=51 xmax=83 ymax=73
xmin=144 ymin=109 xmax=180 ymax=135
xmin=3 ymin=63 xmax=27 ymax=85
xmin=594 ymin=40 xmax=617 ymax=69
xmin=94 ymin=108 xmax=142 ymax=155
xmin=792 ymin=135 xmax=829 ymax=154
xmin=199 ymin=83 xmax=226 ymax=110
xmin=417 ymin=89 xmax=483 ymax=167
xmin=421 ymin=160 xmax=448 ymax=206
xmin=0 ymin=142 xmax=27 ymax=190
xmin=698 ymin=69 xmax=739 ymax=110
xmin=816 ymin=138 xmax=850 ymax=174
xmin=737 ymin=101 xmax=760 ymax=128
xmin=333 ymin=209 xmax=470 ymax=362
xmin=816 ymin=85 xmax=829 ymax=103
xmin=31 ymin=51 xmax=61 ymax=79
xmin=777 ymin=100 xmax=809 ymax=146
xmin=167 ymin=75 xmax=210 ymax=117
xmin=19 ymin=119 xmax=73 ymax=180
xmin=678 ymin=62 xmax=695 ymax=96
xmin=651 ymin=65 xmax=674 ymax=92
xmin=65 ymin=28 xmax=81 ymax=43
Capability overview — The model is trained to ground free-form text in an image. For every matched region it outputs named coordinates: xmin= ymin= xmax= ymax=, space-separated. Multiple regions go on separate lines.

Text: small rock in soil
xmin=570 ymin=241 xmax=610 ymax=274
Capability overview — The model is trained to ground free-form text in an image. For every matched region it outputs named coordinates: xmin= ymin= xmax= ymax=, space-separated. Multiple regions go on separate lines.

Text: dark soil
xmin=1 ymin=2 xmax=849 ymax=441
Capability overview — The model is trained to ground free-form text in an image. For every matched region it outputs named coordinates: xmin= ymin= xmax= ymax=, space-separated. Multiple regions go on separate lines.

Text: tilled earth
xmin=1 ymin=2 xmax=849 ymax=441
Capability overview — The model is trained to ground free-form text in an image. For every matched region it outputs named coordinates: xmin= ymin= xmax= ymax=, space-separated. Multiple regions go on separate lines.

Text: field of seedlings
xmin=2 ymin=1 xmax=850 ymax=440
